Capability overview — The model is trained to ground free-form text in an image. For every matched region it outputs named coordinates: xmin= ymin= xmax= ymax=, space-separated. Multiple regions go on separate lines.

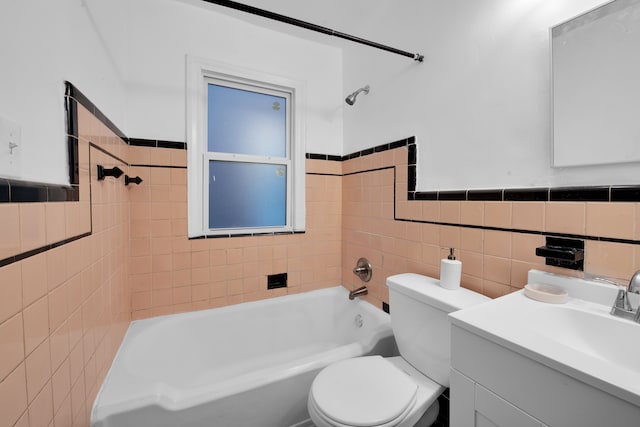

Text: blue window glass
xmin=207 ymin=84 xmax=286 ymax=157
xmin=208 ymin=161 xmax=287 ymax=229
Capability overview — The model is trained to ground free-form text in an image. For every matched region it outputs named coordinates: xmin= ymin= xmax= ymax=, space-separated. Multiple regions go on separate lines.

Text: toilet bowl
xmin=308 ymin=356 xmax=442 ymax=427
xmin=307 ymin=273 xmax=490 ymax=427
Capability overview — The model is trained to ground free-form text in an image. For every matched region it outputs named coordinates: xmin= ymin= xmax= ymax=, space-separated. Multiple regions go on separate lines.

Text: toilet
xmin=307 ymin=273 xmax=490 ymax=427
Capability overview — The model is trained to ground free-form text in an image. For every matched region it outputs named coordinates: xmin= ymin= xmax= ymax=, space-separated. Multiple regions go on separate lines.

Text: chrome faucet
xmin=348 ymin=286 xmax=368 ymax=300
xmin=598 ymin=271 xmax=640 ymax=322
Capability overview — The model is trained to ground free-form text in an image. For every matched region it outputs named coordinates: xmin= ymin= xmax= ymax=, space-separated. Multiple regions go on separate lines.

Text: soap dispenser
xmin=440 ymin=248 xmax=462 ymax=290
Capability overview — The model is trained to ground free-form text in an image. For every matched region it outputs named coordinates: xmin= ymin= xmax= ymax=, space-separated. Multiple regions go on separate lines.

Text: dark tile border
xmin=0 ymin=179 xmax=9 ymax=202
xmin=306 ymin=136 xmax=412 ymax=162
xmin=129 ymin=138 xmax=187 ymax=150
xmin=0 ymin=232 xmax=91 ymax=268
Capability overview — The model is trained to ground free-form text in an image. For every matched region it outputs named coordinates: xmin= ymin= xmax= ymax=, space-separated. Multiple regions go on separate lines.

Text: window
xmin=187 ymin=57 xmax=306 ymax=237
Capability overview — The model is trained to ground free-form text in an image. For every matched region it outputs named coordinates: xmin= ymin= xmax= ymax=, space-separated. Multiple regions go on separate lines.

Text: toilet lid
xmin=311 ymin=356 xmax=418 ymax=427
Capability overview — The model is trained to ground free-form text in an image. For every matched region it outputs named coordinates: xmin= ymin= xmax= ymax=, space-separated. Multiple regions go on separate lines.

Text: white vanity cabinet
xmin=449 ymin=324 xmax=640 ymax=427
xmin=451 ymin=368 xmax=546 ymax=427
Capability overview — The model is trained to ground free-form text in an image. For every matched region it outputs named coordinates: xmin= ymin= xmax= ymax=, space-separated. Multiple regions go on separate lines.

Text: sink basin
xmin=449 ymin=269 xmax=640 ymax=407
xmin=523 ymin=304 xmax=640 ymax=375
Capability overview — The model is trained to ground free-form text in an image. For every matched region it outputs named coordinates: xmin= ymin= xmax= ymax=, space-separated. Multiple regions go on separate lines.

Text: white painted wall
xmin=0 ymin=0 xmax=342 ymax=184
xmin=341 ymin=0 xmax=640 ymax=190
xmin=4 ymin=0 xmax=638 ymax=190
xmin=0 ymin=0 xmax=127 ymax=184
xmin=86 ymin=0 xmax=344 ymax=156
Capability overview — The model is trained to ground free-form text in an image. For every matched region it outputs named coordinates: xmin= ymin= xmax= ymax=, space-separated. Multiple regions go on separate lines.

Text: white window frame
xmin=186 ymin=56 xmax=306 ymax=237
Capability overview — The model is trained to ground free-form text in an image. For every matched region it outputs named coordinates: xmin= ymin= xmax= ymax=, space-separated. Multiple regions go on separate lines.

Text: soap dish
xmin=524 ymin=283 xmax=568 ymax=304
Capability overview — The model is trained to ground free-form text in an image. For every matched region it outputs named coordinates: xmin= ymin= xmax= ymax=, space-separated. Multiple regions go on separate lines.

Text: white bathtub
xmin=91 ymin=286 xmax=395 ymax=427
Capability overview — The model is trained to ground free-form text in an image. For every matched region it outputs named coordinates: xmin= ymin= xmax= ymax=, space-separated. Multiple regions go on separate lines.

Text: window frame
xmin=186 ymin=56 xmax=306 ymax=238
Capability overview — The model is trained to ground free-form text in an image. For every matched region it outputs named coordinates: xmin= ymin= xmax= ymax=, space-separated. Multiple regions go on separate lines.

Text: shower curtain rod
xmin=200 ymin=0 xmax=424 ymax=62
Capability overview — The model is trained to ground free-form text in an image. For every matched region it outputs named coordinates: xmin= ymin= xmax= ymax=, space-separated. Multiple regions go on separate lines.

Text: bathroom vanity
xmin=449 ymin=270 xmax=640 ymax=427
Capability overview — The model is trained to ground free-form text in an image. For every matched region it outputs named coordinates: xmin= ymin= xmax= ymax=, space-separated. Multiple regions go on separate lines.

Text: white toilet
xmin=308 ymin=273 xmax=490 ymax=427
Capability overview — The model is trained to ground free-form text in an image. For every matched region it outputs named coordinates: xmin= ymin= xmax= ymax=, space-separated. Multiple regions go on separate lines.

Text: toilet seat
xmin=309 ymin=356 xmax=419 ymax=427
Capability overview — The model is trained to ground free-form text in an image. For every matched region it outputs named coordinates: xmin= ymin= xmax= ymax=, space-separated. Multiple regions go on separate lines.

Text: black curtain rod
xmin=201 ymin=0 xmax=424 ymax=62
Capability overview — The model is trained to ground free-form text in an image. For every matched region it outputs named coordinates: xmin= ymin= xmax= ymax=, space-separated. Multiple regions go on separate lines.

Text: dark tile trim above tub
xmin=65 ymin=82 xmax=127 ymax=144
xmin=550 ymin=186 xmax=610 ymax=202
xmin=611 ymin=186 xmax=640 ymax=202
xmin=414 ymin=191 xmax=438 ymax=201
xmin=306 ymin=136 xmax=413 ymax=162
xmin=128 ymin=138 xmax=187 ymax=150
xmin=468 ymin=189 xmax=503 ymax=201
xmin=438 ymin=190 xmax=467 ymax=201
xmin=504 ymin=188 xmax=550 ymax=202
xmin=0 ymin=179 xmax=9 ymax=202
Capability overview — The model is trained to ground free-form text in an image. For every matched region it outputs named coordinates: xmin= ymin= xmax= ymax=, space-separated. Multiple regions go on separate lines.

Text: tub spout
xmin=349 ymin=286 xmax=368 ymax=300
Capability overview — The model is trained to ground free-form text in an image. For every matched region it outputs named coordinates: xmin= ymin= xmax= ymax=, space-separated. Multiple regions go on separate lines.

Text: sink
xmin=449 ymin=269 xmax=640 ymax=407
xmin=523 ymin=304 xmax=640 ymax=375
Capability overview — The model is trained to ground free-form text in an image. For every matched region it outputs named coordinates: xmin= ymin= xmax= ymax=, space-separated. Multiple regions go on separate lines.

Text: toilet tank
xmin=387 ymin=273 xmax=489 ymax=387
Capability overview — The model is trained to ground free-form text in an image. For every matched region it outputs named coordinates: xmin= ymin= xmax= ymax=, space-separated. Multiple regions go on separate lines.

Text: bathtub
xmin=91 ymin=286 xmax=395 ymax=427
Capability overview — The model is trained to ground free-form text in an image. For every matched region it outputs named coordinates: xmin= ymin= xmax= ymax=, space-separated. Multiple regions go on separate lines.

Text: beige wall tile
xmin=25 ymin=339 xmax=51 ymax=402
xmin=440 ymin=225 xmax=461 ymax=249
xmin=440 ymin=201 xmax=461 ymax=224
xmin=511 ymin=233 xmax=545 ymax=264
xmin=0 ymin=363 xmax=28 ymax=426
xmin=51 ymin=358 xmax=71 ymax=413
xmin=484 ymin=230 xmax=511 ymax=258
xmin=512 ymin=202 xmax=544 ymax=231
xmin=45 ymin=203 xmax=66 ymax=244
xmin=546 ymin=202 xmax=585 ymax=235
xmin=460 ymin=251 xmax=483 ymax=278
xmin=484 ymin=202 xmax=512 ymax=228
xmin=460 ymin=228 xmax=483 ymax=252
xmin=0 ymin=264 xmax=21 ymax=324
xmin=586 ymin=202 xmax=634 ymax=240
xmin=0 ymin=205 xmax=21 ymax=259
xmin=22 ymin=297 xmax=49 ymax=356
xmin=483 ymin=255 xmax=511 ymax=285
xmin=21 ymin=253 xmax=48 ymax=307
xmin=510 ymin=260 xmax=536 ymax=288
xmin=19 ymin=203 xmax=46 ymax=252
xmin=0 ymin=313 xmax=24 ymax=381
xmin=460 ymin=201 xmax=484 ymax=226
xmin=422 ymin=201 xmax=439 ymax=222
xmin=585 ymin=240 xmax=635 ymax=280
xmin=28 ymin=380 xmax=54 ymax=427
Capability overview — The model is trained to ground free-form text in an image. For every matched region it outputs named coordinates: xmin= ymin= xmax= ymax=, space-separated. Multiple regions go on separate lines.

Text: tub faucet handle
xmin=352 ymin=258 xmax=372 ymax=282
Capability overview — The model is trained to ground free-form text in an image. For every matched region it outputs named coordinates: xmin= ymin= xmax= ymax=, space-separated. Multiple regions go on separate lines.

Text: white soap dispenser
xmin=440 ymin=248 xmax=462 ymax=290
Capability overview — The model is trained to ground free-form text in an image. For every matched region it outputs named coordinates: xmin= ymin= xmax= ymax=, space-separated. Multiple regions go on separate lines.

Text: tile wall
xmin=341 ymin=144 xmax=640 ymax=308
xmin=3 ymin=83 xmax=640 ymax=426
xmin=126 ymin=151 xmax=342 ymax=320
xmin=0 ymin=102 xmax=130 ymax=426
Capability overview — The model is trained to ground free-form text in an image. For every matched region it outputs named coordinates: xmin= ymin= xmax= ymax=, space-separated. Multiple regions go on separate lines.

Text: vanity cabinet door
xmin=451 ymin=369 xmax=546 ymax=427
xmin=475 ymin=384 xmax=545 ymax=427
xmin=450 ymin=369 xmax=475 ymax=427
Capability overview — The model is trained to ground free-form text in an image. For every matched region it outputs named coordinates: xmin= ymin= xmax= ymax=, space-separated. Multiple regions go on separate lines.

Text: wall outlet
xmin=0 ymin=115 xmax=22 ymax=179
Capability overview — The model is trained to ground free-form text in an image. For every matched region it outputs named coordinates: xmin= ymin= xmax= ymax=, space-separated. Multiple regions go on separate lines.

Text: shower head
xmin=345 ymin=85 xmax=370 ymax=106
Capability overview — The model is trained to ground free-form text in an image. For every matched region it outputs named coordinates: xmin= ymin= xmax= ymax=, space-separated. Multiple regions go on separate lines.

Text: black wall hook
xmin=125 ymin=175 xmax=143 ymax=186
xmin=97 ymin=165 xmax=124 ymax=181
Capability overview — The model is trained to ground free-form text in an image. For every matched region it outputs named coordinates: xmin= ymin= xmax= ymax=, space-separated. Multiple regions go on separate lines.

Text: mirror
xmin=552 ymin=0 xmax=640 ymax=167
